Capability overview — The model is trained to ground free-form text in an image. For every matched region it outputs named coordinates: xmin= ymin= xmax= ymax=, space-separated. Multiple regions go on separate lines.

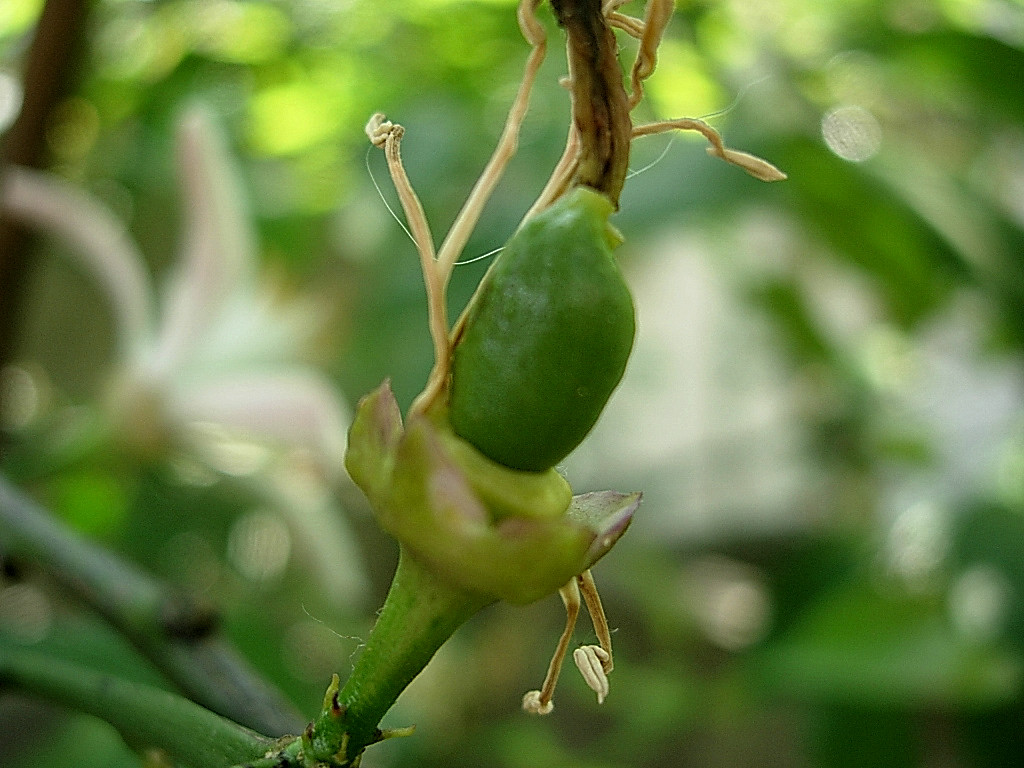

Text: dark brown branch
xmin=0 ymin=0 xmax=92 ymax=389
xmin=550 ymin=0 xmax=632 ymax=206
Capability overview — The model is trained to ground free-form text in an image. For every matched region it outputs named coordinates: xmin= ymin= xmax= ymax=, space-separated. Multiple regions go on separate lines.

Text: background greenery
xmin=3 ymin=0 xmax=1024 ymax=766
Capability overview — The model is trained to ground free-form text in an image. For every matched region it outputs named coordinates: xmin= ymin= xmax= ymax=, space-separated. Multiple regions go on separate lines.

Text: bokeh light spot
xmin=949 ymin=564 xmax=1010 ymax=644
xmin=0 ymin=364 xmax=45 ymax=432
xmin=0 ymin=0 xmax=44 ymax=35
xmin=682 ymin=556 xmax=772 ymax=651
xmin=189 ymin=422 xmax=273 ymax=477
xmin=47 ymin=96 xmax=101 ymax=162
xmin=0 ymin=584 xmax=53 ymax=644
xmin=822 ymin=105 xmax=882 ymax=162
xmin=227 ymin=509 xmax=291 ymax=583
xmin=886 ymin=500 xmax=948 ymax=588
xmin=193 ymin=1 xmax=291 ymax=64
xmin=645 ymin=38 xmax=725 ymax=119
xmin=0 ymin=71 xmax=23 ymax=135
xmin=248 ymin=80 xmax=347 ymax=156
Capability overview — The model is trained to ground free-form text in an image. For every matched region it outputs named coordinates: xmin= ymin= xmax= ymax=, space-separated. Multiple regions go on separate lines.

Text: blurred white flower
xmin=1 ymin=105 xmax=364 ymax=604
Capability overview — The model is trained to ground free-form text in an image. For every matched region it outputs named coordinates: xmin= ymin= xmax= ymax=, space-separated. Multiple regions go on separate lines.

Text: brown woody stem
xmin=550 ymin=0 xmax=632 ymax=207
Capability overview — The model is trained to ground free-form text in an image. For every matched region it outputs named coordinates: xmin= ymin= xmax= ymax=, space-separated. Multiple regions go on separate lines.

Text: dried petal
xmin=565 ymin=490 xmax=641 ymax=568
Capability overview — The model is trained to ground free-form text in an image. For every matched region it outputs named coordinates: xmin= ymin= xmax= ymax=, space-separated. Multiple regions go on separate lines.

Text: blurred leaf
xmin=877 ymin=30 xmax=1024 ymax=125
xmin=46 ymin=470 xmax=131 ymax=539
xmin=961 ymin=702 xmax=1024 ymax=768
xmin=0 ymin=0 xmax=42 ymax=40
xmin=951 ymin=502 xmax=1024 ymax=652
xmin=776 ymin=139 xmax=963 ymax=328
xmin=809 ymin=704 xmax=917 ymax=768
xmin=748 ymin=279 xmax=837 ymax=366
xmin=0 ymin=614 xmax=167 ymax=690
xmin=9 ymin=713 xmax=140 ymax=768
xmin=757 ymin=577 xmax=1023 ymax=708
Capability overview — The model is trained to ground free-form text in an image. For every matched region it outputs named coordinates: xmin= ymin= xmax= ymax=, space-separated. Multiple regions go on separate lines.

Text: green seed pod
xmin=449 ymin=186 xmax=635 ymax=472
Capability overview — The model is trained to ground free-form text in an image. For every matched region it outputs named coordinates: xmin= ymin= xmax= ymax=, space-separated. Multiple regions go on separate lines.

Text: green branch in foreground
xmin=230 ymin=551 xmax=489 ymax=767
xmin=1 ymin=475 xmax=489 ymax=767
xmin=331 ymin=550 xmax=488 ymax=759
xmin=0 ymin=475 xmax=304 ymax=736
xmin=0 ymin=645 xmax=275 ymax=767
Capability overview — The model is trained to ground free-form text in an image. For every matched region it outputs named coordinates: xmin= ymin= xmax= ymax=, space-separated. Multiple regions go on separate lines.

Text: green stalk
xmin=0 ymin=646 xmax=274 ymax=768
xmin=318 ymin=550 xmax=490 ymax=763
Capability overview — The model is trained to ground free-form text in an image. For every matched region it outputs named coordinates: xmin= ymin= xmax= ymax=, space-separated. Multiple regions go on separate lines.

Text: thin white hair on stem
xmin=300 ymin=603 xmax=366 ymax=671
xmin=454 ymin=246 xmax=503 ymax=266
xmin=364 ymin=145 xmax=417 ymax=248
xmin=300 ymin=603 xmax=365 ymax=646
xmin=697 ymin=74 xmax=774 ymax=121
xmin=625 ymin=132 xmax=676 ymax=179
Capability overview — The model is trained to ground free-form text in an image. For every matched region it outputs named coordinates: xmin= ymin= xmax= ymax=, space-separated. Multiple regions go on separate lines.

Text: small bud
xmin=374 ymin=725 xmax=416 ymax=742
xmin=321 ymin=673 xmax=342 ymax=713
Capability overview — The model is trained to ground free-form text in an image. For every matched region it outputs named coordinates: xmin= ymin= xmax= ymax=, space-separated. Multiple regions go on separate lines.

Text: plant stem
xmin=0 ymin=645 xmax=274 ymax=768
xmin=0 ymin=0 xmax=91 ymax=382
xmin=550 ymin=0 xmax=632 ymax=206
xmin=0 ymin=475 xmax=304 ymax=736
xmin=328 ymin=550 xmax=489 ymax=762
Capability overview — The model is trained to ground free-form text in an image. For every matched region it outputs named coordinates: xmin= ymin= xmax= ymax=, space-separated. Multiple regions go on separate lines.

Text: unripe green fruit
xmin=449 ymin=186 xmax=635 ymax=472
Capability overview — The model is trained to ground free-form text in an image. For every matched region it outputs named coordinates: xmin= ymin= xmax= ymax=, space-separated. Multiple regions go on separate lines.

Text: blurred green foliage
xmin=4 ymin=0 xmax=1024 ymax=766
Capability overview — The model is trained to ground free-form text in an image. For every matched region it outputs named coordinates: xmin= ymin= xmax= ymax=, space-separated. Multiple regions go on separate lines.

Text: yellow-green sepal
xmin=345 ymin=380 xmax=638 ymax=605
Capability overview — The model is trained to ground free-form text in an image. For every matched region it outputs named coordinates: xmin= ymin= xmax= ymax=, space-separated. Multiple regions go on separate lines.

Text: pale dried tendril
xmin=521 ymin=577 xmax=581 ymax=715
xmin=367 ymin=0 xmax=548 ymax=418
xmin=521 ymin=570 xmax=616 ymax=715
xmin=525 ymin=1 xmax=781 ymax=220
xmin=364 ymin=113 xmax=445 ymax=376
xmin=578 ymin=569 xmax=614 ymax=674
xmin=628 ymin=0 xmax=676 ymax=109
xmin=633 ymin=117 xmax=788 ymax=182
